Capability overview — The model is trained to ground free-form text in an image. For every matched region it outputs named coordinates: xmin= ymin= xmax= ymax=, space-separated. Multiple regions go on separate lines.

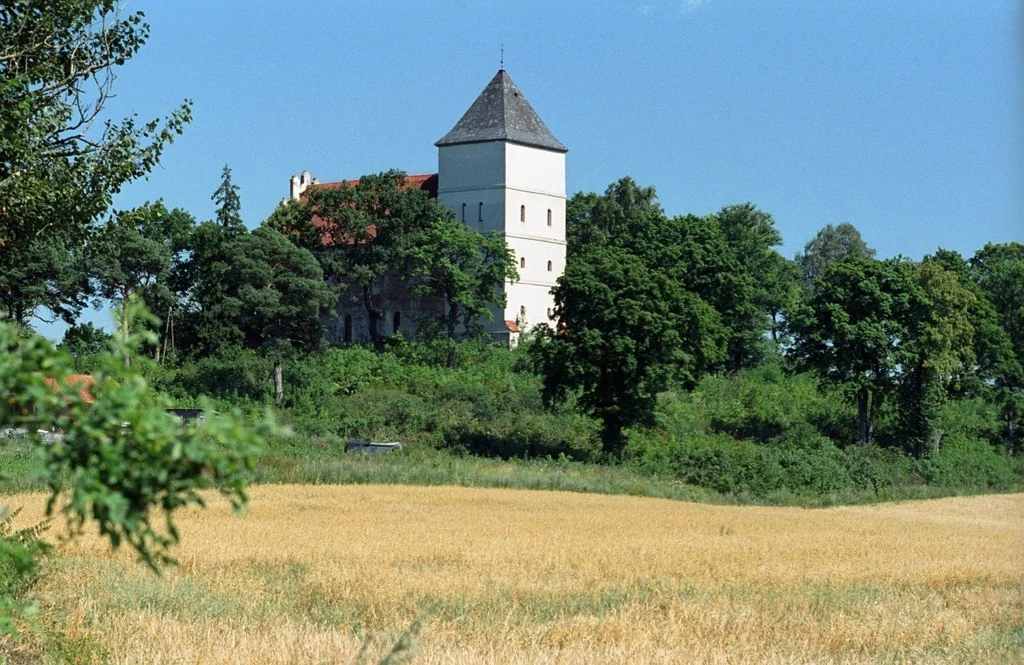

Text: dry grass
xmin=3 ymin=485 xmax=1022 ymax=664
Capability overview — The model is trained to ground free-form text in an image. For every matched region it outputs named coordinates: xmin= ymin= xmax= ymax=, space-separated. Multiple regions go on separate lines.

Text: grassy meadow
xmin=2 ymin=486 xmax=1022 ymax=664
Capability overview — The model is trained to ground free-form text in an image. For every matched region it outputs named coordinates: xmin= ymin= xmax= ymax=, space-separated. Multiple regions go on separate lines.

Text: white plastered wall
xmin=437 ymin=140 xmax=566 ymax=336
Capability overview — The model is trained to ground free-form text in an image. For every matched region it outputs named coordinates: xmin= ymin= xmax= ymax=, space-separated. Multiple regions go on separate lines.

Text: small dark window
xmin=478 ymin=202 xmax=484 ymax=222
xmin=520 ymin=257 xmax=526 ymax=269
xmin=520 ymin=204 xmax=526 ymax=222
xmin=547 ymin=307 xmax=553 ymax=319
xmin=547 ymin=209 xmax=552 ymax=226
xmin=547 ymin=260 xmax=553 ymax=272
xmin=520 ymin=305 xmax=527 ymax=317
xmin=461 ymin=203 xmax=466 ymax=223
xmin=343 ymin=314 xmax=353 ymax=343
xmin=393 ymin=311 xmax=402 ymax=333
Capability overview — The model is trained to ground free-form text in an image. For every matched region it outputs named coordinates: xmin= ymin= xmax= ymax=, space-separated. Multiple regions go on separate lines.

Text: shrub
xmin=842 ymin=444 xmax=921 ymax=494
xmin=446 ymin=412 xmax=601 ymax=461
xmin=629 ymin=431 xmax=785 ymax=497
xmin=922 ymin=435 xmax=1018 ymax=490
xmin=769 ymin=424 xmax=853 ymax=494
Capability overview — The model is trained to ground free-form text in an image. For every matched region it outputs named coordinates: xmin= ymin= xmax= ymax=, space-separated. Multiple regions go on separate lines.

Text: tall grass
xmin=1 ymin=431 xmax=1014 ymax=507
xmin=3 ymin=487 xmax=1021 ymax=664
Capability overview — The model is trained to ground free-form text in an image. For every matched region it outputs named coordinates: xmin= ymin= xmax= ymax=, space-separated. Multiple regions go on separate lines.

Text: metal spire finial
xmin=500 ymin=45 xmax=504 ymax=70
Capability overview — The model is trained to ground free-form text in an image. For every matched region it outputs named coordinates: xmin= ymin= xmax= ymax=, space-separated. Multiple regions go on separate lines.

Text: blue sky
xmin=53 ymin=1 xmax=1022 ymax=336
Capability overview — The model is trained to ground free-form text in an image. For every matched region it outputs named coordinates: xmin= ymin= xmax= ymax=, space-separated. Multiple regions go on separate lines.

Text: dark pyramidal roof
xmin=436 ymin=70 xmax=567 ymax=152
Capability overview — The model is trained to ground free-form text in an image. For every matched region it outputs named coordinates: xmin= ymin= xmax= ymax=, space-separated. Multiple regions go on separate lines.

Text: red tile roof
xmin=310 ymin=173 xmax=438 ymax=197
xmin=44 ymin=374 xmax=96 ymax=405
xmin=304 ymin=173 xmax=439 ymax=246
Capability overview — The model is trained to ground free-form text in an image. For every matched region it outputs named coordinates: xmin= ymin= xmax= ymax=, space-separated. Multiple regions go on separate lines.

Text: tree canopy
xmin=533 ymin=179 xmax=729 ymax=454
xmin=404 ymin=218 xmax=518 ymax=364
xmin=0 ymin=1 xmax=190 ymax=326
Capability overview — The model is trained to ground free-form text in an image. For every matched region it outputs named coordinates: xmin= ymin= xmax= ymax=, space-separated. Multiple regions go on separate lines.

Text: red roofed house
xmin=286 ymin=70 xmax=566 ymax=346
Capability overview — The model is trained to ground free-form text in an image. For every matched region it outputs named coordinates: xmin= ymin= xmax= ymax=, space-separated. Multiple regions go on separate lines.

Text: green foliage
xmin=275 ymin=170 xmax=455 ymax=350
xmin=223 ymin=227 xmax=331 ymax=354
xmin=0 ymin=0 xmax=190 ymax=325
xmin=0 ymin=232 xmax=90 ymax=326
xmin=88 ymin=201 xmax=195 ymax=343
xmin=534 ymin=180 xmax=729 ymax=455
xmin=166 ymin=345 xmax=273 ymax=404
xmin=0 ymin=506 xmax=49 ymax=636
xmin=404 ymin=217 xmax=518 ymax=363
xmin=795 ymin=222 xmax=876 ymax=287
xmin=840 ymin=444 xmax=920 ymax=496
xmin=969 ymin=242 xmax=1024 ymax=452
xmin=922 ymin=435 xmax=1017 ymax=490
xmin=788 ymin=258 xmax=921 ymax=444
xmin=704 ymin=203 xmax=790 ymax=369
xmin=628 ymin=430 xmax=784 ymax=496
xmin=622 ymin=368 xmax=976 ymax=500
xmin=58 ymin=322 xmax=111 ymax=372
xmin=1 ymin=299 xmax=269 ymax=571
xmin=445 ymin=411 xmax=601 ymax=461
xmin=768 ymin=424 xmax=853 ymax=495
xmin=896 ymin=259 xmax=979 ymax=455
xmin=212 ymin=164 xmax=244 ymax=231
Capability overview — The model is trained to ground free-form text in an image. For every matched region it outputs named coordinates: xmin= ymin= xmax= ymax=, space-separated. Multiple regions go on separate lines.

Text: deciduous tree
xmin=898 ymin=260 xmax=977 ymax=455
xmin=969 ymin=242 xmax=1024 ymax=450
xmin=795 ymin=222 xmax=876 ymax=287
xmin=206 ymin=227 xmax=331 ymax=403
xmin=271 ymin=171 xmax=450 ymax=350
xmin=0 ymin=1 xmax=190 ymax=323
xmin=89 ymin=202 xmax=195 ymax=357
xmin=404 ymin=218 xmax=517 ymax=365
xmin=788 ymin=258 xmax=917 ymax=444
xmin=532 ymin=179 xmax=728 ymax=454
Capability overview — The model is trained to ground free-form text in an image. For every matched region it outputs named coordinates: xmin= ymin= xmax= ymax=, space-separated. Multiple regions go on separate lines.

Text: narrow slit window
xmin=547 ymin=260 xmax=553 ymax=272
xmin=520 ymin=204 xmax=526 ymax=222
xmin=520 ymin=257 xmax=526 ymax=269
xmin=547 ymin=209 xmax=552 ymax=226
xmin=461 ymin=203 xmax=466 ymax=223
xmin=478 ymin=202 xmax=484 ymax=222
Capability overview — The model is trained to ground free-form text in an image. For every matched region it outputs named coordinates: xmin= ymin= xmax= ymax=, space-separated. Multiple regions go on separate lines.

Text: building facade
xmin=289 ymin=70 xmax=567 ymax=345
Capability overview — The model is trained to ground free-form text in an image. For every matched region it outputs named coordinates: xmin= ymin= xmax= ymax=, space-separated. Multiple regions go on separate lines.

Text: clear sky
xmin=52 ymin=1 xmax=1023 ymax=337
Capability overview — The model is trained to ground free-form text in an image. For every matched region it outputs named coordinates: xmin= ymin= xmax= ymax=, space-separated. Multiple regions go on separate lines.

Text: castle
xmin=287 ymin=69 xmax=567 ymax=345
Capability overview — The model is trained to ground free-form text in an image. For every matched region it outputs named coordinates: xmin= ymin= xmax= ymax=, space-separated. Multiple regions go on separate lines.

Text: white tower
xmin=435 ymin=69 xmax=567 ymax=342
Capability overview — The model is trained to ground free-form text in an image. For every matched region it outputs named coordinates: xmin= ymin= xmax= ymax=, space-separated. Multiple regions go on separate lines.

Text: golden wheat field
xmin=3 ymin=485 xmax=1023 ymax=664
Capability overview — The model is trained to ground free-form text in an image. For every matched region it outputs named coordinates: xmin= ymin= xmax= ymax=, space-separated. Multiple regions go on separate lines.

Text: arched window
xmin=520 ymin=257 xmax=526 ymax=269
xmin=478 ymin=202 xmax=484 ymax=222
xmin=343 ymin=314 xmax=353 ymax=343
xmin=520 ymin=305 xmax=527 ymax=318
xmin=393 ymin=311 xmax=402 ymax=334
xmin=520 ymin=204 xmax=526 ymax=222
xmin=547 ymin=260 xmax=553 ymax=272
xmin=547 ymin=209 xmax=552 ymax=226
xmin=461 ymin=203 xmax=466 ymax=223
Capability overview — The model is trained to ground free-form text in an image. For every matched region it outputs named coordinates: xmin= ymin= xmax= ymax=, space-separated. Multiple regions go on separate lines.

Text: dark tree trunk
xmin=857 ymin=388 xmax=870 ymax=445
xmin=600 ymin=419 xmax=625 ymax=459
xmin=362 ymin=284 xmax=383 ymax=351
xmin=446 ymin=300 xmax=460 ymax=368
